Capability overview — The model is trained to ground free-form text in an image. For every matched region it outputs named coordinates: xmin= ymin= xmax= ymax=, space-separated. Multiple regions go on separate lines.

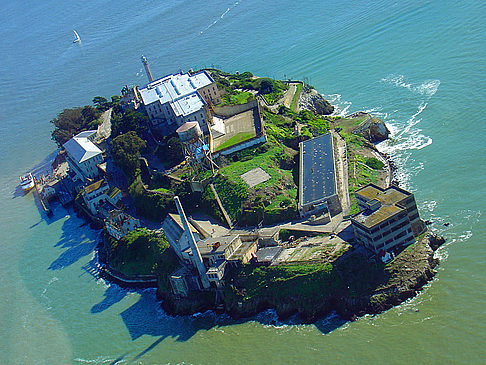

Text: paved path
xmin=331 ymin=130 xmax=351 ymax=215
xmin=283 ymin=83 xmax=297 ymax=109
xmin=96 ymin=108 xmax=112 ymax=141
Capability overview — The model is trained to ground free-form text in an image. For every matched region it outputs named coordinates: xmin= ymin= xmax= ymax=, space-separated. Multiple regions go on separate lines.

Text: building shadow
xmin=115 ymin=288 xmax=352 ymax=362
xmin=91 ymin=285 xmax=128 ymax=313
xmin=49 ymin=209 xmax=100 ymax=270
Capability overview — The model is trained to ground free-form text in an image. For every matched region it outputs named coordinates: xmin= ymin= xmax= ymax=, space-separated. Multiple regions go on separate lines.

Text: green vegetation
xmin=334 ymin=127 xmax=386 ymax=215
xmin=365 ymin=157 xmax=385 ymax=170
xmin=219 ymin=90 xmax=255 ymax=106
xmin=129 ymin=175 xmax=173 ymax=220
xmin=111 ymin=131 xmax=146 ymax=179
xmin=209 ymin=70 xmax=288 ymax=105
xmin=50 ymin=106 xmax=101 ymax=146
xmin=290 ymin=83 xmax=303 ymax=112
xmin=215 ymin=132 xmax=256 ymax=152
xmin=155 ymin=137 xmax=184 ymax=168
xmin=111 ymin=109 xmax=148 ymax=137
xmin=104 ymin=229 xmax=180 ymax=291
xmin=225 ymin=249 xmax=388 ymax=305
xmin=212 ymin=175 xmax=248 ymax=222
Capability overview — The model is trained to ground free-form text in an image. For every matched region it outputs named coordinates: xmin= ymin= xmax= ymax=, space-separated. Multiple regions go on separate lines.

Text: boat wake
xmin=199 ymin=1 xmax=240 ymax=35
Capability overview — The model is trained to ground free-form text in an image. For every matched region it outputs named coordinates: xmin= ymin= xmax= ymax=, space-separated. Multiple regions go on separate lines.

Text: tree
xmin=111 ymin=109 xmax=148 ymax=137
xmin=111 ymin=131 xmax=147 ymax=179
xmin=258 ymin=78 xmax=276 ymax=94
xmin=166 ymin=137 xmax=184 ymax=166
xmin=50 ymin=106 xmax=100 ymax=146
xmin=93 ymin=96 xmax=110 ymax=111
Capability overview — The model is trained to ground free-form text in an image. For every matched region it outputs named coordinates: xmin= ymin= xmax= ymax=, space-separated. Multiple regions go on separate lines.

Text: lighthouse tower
xmin=141 ymin=55 xmax=154 ymax=83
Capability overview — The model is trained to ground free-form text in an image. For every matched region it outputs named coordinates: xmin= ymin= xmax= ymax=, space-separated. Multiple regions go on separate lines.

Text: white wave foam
xmin=421 ymin=200 xmax=437 ymax=212
xmin=325 ymin=93 xmax=352 ymax=117
xmin=381 ymin=74 xmax=440 ymax=97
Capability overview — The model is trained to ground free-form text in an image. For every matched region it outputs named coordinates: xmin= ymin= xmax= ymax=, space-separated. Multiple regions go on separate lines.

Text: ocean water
xmin=1 ymin=0 xmax=485 ymax=363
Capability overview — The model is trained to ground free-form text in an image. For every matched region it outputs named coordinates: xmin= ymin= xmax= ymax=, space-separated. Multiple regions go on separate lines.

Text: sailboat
xmin=73 ymin=29 xmax=81 ymax=43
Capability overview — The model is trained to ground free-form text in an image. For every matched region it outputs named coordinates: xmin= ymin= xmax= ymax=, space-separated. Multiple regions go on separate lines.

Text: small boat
xmin=73 ymin=29 xmax=81 ymax=43
xmin=20 ymin=173 xmax=35 ymax=192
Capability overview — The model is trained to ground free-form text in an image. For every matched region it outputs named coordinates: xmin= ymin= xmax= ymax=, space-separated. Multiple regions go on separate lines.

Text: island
xmin=38 ymin=57 xmax=445 ymax=323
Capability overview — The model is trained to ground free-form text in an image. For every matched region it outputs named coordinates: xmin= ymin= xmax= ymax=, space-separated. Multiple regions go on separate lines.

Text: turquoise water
xmin=1 ymin=0 xmax=485 ymax=363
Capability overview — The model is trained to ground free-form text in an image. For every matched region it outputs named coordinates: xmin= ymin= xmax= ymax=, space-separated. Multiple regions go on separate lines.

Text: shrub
xmin=365 ymin=157 xmax=384 ymax=170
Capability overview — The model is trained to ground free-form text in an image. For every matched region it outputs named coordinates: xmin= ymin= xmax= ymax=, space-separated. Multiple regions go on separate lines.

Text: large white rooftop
xmin=170 ymin=92 xmax=205 ymax=117
xmin=63 ymin=130 xmax=102 ymax=163
xmin=139 ymin=71 xmax=213 ymax=106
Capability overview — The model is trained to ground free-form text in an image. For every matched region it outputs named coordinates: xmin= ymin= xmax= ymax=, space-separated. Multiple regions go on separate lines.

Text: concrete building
xmin=81 ymin=179 xmax=122 ymax=215
xmin=182 ymin=235 xmax=257 ymax=286
xmin=298 ymin=133 xmax=341 ymax=217
xmin=63 ymin=130 xmax=104 ymax=182
xmin=162 ymin=213 xmax=203 ymax=262
xmin=350 ymin=184 xmax=424 ymax=253
xmin=105 ymin=210 xmax=141 ymax=240
xmin=138 ymin=71 xmax=220 ymax=134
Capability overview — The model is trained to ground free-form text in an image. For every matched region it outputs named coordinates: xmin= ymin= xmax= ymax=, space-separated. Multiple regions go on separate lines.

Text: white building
xmin=63 ymin=130 xmax=104 ymax=181
xmin=138 ymin=71 xmax=220 ymax=134
xmin=81 ymin=179 xmax=122 ymax=215
xmin=105 ymin=210 xmax=141 ymax=240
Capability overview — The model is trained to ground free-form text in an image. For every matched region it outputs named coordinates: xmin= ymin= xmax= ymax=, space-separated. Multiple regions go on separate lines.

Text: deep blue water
xmin=1 ymin=0 xmax=485 ymax=363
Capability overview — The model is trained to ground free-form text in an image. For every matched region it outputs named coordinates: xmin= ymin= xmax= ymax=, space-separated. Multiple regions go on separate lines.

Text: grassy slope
xmin=225 ymin=235 xmax=433 ymax=317
xmin=215 ymin=132 xmax=256 ymax=151
xmin=105 ymin=228 xmax=180 ymax=291
xmin=290 ymin=83 xmax=303 ymax=112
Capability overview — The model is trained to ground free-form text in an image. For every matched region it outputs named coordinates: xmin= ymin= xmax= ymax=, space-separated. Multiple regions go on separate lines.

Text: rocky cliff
xmin=350 ymin=111 xmax=390 ymax=143
xmin=159 ymin=232 xmax=445 ymax=324
xmin=300 ymin=88 xmax=334 ymax=115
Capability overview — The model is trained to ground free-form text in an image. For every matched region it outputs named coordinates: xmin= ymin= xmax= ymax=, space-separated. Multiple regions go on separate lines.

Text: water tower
xmin=176 ymin=121 xmax=217 ymax=177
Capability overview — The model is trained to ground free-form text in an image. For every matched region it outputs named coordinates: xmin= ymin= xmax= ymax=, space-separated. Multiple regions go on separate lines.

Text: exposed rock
xmin=350 ymin=111 xmax=390 ymax=143
xmin=300 ymin=89 xmax=334 ymax=115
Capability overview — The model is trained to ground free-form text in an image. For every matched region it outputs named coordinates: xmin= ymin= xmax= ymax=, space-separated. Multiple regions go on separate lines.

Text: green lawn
xmin=219 ymin=91 xmax=254 ymax=106
xmin=215 ymin=132 xmax=256 ymax=152
xmin=219 ymin=141 xmax=292 ymax=189
xmin=290 ymin=83 xmax=303 ymax=112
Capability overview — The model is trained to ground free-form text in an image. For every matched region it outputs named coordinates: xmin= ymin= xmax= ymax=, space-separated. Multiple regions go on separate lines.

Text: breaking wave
xmin=325 ymin=93 xmax=352 ymax=117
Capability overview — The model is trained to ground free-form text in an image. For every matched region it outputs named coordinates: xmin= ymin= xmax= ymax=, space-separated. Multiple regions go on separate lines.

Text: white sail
xmin=73 ymin=29 xmax=81 ymax=43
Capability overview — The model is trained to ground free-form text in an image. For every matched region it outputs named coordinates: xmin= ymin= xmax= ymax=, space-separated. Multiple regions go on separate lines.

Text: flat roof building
xmin=138 ymin=70 xmax=220 ymax=135
xmin=298 ymin=133 xmax=341 ymax=216
xmin=351 ymin=184 xmax=424 ymax=253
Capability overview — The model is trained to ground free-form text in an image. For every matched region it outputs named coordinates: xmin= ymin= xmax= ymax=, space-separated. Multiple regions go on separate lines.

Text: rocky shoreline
xmin=157 ymin=232 xmax=445 ymax=323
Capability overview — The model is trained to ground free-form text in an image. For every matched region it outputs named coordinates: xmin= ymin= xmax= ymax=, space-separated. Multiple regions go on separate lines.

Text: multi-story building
xmin=63 ymin=130 xmax=104 ymax=182
xmin=81 ymin=179 xmax=122 ymax=215
xmin=350 ymin=184 xmax=424 ymax=253
xmin=138 ymin=71 xmax=220 ymax=135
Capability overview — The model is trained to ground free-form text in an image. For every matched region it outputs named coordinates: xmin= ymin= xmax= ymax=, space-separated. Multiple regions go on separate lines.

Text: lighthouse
xmin=141 ymin=55 xmax=154 ymax=83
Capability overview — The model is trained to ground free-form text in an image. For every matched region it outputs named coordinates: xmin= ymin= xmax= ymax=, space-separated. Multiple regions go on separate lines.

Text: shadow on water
xmin=88 ymin=284 xmax=347 ymax=362
xmin=49 ymin=207 xmax=100 ymax=270
xmin=91 ymin=285 xmax=128 ymax=313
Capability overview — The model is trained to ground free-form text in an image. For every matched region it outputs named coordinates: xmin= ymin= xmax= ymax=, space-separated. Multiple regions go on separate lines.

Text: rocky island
xmin=40 ymin=58 xmax=445 ymax=324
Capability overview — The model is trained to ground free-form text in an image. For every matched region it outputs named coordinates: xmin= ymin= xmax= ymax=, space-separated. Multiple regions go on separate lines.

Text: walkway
xmin=95 ymin=108 xmax=112 ymax=142
xmin=331 ymin=130 xmax=351 ymax=215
